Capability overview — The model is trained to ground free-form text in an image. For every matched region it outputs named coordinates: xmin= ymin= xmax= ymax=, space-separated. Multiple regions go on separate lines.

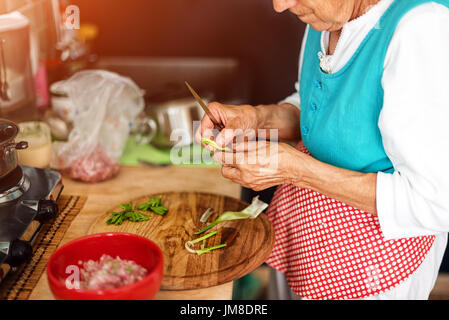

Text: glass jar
xmin=17 ymin=121 xmax=52 ymax=168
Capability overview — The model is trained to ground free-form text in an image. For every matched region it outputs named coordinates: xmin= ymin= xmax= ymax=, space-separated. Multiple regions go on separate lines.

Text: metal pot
xmin=0 ymin=119 xmax=28 ymax=178
xmin=134 ymin=97 xmax=206 ymax=148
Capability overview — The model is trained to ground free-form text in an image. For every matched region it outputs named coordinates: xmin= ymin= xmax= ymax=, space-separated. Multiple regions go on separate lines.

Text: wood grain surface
xmin=88 ymin=191 xmax=274 ymax=291
xmin=28 ymin=166 xmax=242 ymax=300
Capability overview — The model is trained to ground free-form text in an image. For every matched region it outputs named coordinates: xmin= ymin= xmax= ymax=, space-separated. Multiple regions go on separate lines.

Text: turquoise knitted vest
xmin=299 ymin=0 xmax=449 ymax=174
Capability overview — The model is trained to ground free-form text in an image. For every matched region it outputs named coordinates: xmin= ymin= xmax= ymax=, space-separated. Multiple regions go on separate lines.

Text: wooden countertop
xmin=28 ymin=165 xmax=241 ymax=300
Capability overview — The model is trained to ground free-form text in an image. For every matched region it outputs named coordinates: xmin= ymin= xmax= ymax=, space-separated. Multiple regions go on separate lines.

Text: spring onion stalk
xmin=200 ymin=137 xmax=232 ymax=152
xmin=197 ymin=244 xmax=227 ymax=255
xmin=195 ymin=196 xmax=269 ymax=234
xmin=201 ymin=239 xmax=206 ymax=250
xmin=200 ymin=208 xmax=214 ymax=223
xmin=185 ymin=231 xmax=227 ymax=255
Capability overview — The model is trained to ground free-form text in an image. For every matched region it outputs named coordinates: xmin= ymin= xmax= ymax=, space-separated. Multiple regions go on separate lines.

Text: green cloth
xmin=120 ymin=136 xmax=220 ymax=167
xmin=232 ymin=274 xmax=264 ymax=300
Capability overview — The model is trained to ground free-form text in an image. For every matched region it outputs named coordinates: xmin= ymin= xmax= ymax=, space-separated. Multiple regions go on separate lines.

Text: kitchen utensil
xmin=0 ymin=12 xmax=36 ymax=123
xmin=49 ymin=81 xmax=76 ymax=123
xmin=0 ymin=39 xmax=9 ymax=102
xmin=47 ymin=232 xmax=163 ymax=300
xmin=88 ymin=191 xmax=274 ymax=291
xmin=185 ymin=81 xmax=224 ymax=131
xmin=43 ymin=113 xmax=71 ymax=141
xmin=0 ymin=119 xmax=28 ymax=178
xmin=0 ymin=165 xmax=62 ymax=284
xmin=138 ymin=159 xmax=171 ymax=168
xmin=16 ymin=121 xmax=52 ymax=168
xmin=130 ymin=114 xmax=158 ymax=145
xmin=144 ymin=97 xmax=205 ymax=148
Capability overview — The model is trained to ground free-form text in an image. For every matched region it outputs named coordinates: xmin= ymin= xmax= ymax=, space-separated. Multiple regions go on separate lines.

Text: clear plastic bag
xmin=51 ymin=70 xmax=145 ymax=182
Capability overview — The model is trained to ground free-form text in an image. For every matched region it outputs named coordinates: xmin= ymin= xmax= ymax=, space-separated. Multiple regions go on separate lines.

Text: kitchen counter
xmin=28 ymin=165 xmax=241 ymax=300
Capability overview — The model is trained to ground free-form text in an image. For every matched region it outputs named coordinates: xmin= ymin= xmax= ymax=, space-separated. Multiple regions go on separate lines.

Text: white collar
xmin=319 ymin=0 xmax=394 ymax=73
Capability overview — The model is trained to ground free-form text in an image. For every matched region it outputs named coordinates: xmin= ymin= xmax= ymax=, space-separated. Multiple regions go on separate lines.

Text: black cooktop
xmin=0 ymin=166 xmax=63 ymax=267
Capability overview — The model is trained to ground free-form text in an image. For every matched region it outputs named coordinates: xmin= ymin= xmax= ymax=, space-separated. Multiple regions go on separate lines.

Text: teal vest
xmin=299 ymin=0 xmax=449 ymax=174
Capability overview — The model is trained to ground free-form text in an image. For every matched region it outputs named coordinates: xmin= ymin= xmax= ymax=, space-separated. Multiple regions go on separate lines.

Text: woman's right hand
xmin=195 ymin=102 xmax=259 ymax=150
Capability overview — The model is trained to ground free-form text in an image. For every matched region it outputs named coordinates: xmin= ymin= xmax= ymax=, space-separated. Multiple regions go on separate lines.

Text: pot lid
xmin=0 ymin=119 xmax=18 ymax=142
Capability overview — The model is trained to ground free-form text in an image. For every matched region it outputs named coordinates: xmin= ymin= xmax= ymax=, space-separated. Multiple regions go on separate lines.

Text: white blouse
xmin=280 ymin=0 xmax=449 ymax=298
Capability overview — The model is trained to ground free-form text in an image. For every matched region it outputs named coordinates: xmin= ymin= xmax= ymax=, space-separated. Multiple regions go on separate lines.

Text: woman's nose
xmin=273 ymin=0 xmax=298 ymax=13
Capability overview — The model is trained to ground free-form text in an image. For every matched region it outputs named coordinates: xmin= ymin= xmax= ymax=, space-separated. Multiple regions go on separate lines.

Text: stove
xmin=0 ymin=166 xmax=63 ymax=284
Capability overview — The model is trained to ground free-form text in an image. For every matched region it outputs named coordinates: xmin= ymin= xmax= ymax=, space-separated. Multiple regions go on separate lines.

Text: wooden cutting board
xmin=88 ymin=191 xmax=274 ymax=291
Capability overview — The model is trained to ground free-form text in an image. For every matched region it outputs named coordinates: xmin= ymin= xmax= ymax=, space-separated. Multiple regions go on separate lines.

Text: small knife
xmin=185 ymin=81 xmax=225 ymax=131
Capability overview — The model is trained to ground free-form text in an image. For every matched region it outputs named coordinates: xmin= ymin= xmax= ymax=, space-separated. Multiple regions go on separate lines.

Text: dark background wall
xmin=71 ymin=0 xmax=306 ymax=105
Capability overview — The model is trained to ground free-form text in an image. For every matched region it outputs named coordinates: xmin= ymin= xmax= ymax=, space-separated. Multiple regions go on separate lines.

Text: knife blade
xmin=184 ymin=81 xmax=224 ymax=131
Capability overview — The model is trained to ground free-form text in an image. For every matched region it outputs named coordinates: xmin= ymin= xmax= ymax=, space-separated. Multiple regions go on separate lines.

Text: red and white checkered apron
xmin=265 ymin=142 xmax=435 ymax=300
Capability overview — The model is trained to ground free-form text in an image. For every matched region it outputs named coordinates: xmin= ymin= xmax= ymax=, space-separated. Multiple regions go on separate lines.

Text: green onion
xmin=107 ymin=197 xmax=169 ymax=225
xmin=200 ymin=208 xmax=214 ymax=223
xmin=106 ymin=201 xmax=150 ymax=225
xmin=185 ymin=231 xmax=227 ymax=255
xmin=136 ymin=196 xmax=168 ymax=216
xmin=196 ymin=244 xmax=227 ymax=256
xmin=201 ymin=239 xmax=206 ymax=250
xmin=195 ymin=196 xmax=268 ymax=234
xmin=195 ymin=219 xmax=221 ymax=235
xmin=200 ymin=137 xmax=232 ymax=152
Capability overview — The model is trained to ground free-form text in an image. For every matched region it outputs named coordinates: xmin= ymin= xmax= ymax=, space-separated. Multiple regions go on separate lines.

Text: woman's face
xmin=273 ymin=0 xmax=358 ymax=31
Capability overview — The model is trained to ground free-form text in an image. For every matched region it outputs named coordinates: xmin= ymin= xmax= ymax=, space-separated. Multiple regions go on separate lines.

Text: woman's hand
xmin=194 ymin=102 xmax=259 ymax=150
xmin=195 ymin=102 xmax=301 ymax=150
xmin=212 ymin=140 xmax=379 ymax=215
xmin=212 ymin=140 xmax=303 ymax=191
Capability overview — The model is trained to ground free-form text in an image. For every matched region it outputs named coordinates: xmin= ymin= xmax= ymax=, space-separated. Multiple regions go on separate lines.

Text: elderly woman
xmin=197 ymin=0 xmax=449 ymax=300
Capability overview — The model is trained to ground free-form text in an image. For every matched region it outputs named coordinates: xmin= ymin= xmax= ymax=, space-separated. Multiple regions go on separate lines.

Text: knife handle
xmin=213 ymin=122 xmax=225 ymax=131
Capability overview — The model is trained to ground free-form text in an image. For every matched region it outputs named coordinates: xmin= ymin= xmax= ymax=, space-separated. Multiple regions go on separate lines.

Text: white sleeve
xmin=278 ymin=25 xmax=310 ymax=109
xmin=279 ymin=81 xmax=300 ymax=108
xmin=377 ymin=3 xmax=449 ymax=240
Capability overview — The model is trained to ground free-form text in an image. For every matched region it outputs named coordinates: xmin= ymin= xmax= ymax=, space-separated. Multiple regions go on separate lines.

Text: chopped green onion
xmin=107 ymin=197 xmax=169 ymax=226
xmin=195 ymin=219 xmax=221 ymax=235
xmin=201 ymin=239 xmax=206 ymax=250
xmin=201 ymin=137 xmax=232 ymax=152
xmin=136 ymin=196 xmax=168 ymax=216
xmin=106 ymin=201 xmax=150 ymax=225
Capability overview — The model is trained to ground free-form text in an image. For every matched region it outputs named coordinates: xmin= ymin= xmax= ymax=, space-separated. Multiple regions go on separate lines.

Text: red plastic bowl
xmin=47 ymin=232 xmax=163 ymax=300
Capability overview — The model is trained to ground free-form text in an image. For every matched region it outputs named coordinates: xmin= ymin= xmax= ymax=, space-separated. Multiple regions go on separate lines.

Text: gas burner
xmin=0 ymin=166 xmax=24 ymax=191
xmin=0 ymin=166 xmax=63 ymax=284
xmin=0 ymin=172 xmax=30 ymax=204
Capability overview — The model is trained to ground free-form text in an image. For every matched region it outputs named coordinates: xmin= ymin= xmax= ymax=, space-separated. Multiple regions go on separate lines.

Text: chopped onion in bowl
xmin=79 ymin=254 xmax=148 ymax=290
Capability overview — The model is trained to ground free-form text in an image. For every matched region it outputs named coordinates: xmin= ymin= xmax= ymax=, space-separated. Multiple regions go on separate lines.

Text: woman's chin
xmin=301 ymin=18 xmax=342 ymax=32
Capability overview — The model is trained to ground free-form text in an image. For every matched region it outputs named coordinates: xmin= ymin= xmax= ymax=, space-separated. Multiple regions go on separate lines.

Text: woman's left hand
xmin=212 ymin=140 xmax=305 ymax=191
xmin=212 ymin=139 xmax=378 ymax=215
